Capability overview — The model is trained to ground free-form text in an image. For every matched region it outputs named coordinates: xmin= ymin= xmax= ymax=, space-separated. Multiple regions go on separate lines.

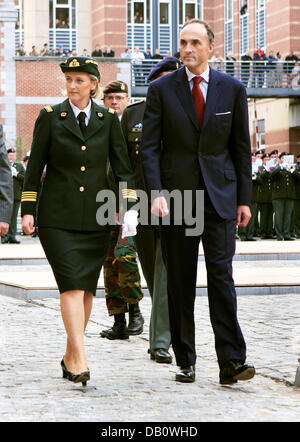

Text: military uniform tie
xmin=192 ymin=76 xmax=205 ymax=129
xmin=77 ymin=111 xmax=87 ymax=135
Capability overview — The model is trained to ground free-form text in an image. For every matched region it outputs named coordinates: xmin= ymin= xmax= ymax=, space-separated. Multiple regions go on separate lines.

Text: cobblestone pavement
xmin=1 ymin=292 xmax=300 ymax=422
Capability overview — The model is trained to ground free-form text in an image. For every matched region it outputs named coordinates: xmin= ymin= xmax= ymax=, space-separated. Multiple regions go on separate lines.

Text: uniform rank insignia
xmin=60 ymin=111 xmax=68 ymax=119
xmin=44 ymin=105 xmax=53 ymax=112
xmin=108 ymin=108 xmax=115 ymax=114
xmin=97 ymin=112 xmax=104 ymax=119
xmin=69 ymin=58 xmax=80 ymax=67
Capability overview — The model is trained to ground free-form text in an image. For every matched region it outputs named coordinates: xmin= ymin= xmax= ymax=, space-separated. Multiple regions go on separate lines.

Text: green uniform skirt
xmin=38 ymin=227 xmax=110 ymax=294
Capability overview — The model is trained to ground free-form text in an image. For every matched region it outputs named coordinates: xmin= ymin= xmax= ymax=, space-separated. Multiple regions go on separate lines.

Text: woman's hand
xmin=22 ymin=214 xmax=35 ymax=235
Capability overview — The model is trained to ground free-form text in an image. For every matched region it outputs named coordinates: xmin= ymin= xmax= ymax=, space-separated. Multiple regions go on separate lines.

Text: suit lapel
xmin=61 ymin=99 xmax=85 ymax=142
xmin=175 ymin=67 xmax=200 ymax=131
xmin=202 ymin=67 xmax=221 ymax=130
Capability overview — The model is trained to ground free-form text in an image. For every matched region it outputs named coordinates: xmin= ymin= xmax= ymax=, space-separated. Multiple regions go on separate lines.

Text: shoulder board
xmin=108 ymin=108 xmax=115 ymax=114
xmin=127 ymin=100 xmax=145 ymax=108
xmin=44 ymin=105 xmax=53 ymax=113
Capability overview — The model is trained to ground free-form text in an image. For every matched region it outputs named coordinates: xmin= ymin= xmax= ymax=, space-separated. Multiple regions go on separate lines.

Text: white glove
xmin=121 ymin=210 xmax=138 ymax=238
xmin=11 ymin=166 xmax=18 ymax=177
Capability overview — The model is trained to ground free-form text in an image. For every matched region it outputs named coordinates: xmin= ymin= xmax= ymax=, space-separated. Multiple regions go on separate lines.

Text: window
xmin=160 ymin=3 xmax=169 ymax=24
xmin=134 ymin=2 xmax=145 ymax=24
xmin=239 ymin=0 xmax=249 ymax=55
xmin=253 ymin=119 xmax=266 ymax=148
xmin=15 ymin=0 xmax=24 ymax=50
xmin=255 ymin=0 xmax=266 ymax=48
xmin=178 ymin=1 xmax=203 ymax=25
xmin=49 ymin=0 xmax=76 ymax=29
xmin=225 ymin=0 xmax=233 ymax=56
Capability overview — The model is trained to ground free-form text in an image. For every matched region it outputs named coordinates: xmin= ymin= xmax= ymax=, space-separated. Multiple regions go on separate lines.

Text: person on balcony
xmin=240 ymin=50 xmax=252 ymax=87
xmin=225 ymin=51 xmax=236 ymax=77
xmin=266 ymin=50 xmax=277 ymax=87
xmin=91 ymin=45 xmax=103 ymax=57
xmin=103 ymin=46 xmax=115 ymax=57
xmin=153 ymin=48 xmax=163 ymax=60
xmin=252 ymin=45 xmax=267 ymax=88
xmin=132 ymin=46 xmax=145 ymax=85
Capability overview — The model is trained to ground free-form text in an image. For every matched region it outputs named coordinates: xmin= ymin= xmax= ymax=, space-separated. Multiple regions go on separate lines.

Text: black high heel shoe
xmin=61 ymin=358 xmax=90 ymax=387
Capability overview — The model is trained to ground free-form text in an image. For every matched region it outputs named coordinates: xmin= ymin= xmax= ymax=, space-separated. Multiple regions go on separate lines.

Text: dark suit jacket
xmin=140 ymin=66 xmax=252 ymax=220
xmin=21 ymin=99 xmax=136 ymax=230
xmin=0 ymin=124 xmax=13 ymax=223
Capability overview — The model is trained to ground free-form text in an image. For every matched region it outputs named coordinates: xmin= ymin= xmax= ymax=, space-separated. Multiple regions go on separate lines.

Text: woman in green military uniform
xmin=22 ymin=57 xmax=137 ymax=386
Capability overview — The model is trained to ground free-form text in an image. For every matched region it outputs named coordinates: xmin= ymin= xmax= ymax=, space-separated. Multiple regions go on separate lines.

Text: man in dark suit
xmin=141 ymin=19 xmax=255 ymax=385
xmin=1 ymin=147 xmax=25 ymax=243
xmin=0 ymin=124 xmax=13 ymax=237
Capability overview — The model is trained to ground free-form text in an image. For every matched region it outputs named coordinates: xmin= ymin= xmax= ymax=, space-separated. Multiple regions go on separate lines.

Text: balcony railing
xmin=131 ymin=60 xmax=300 ymax=96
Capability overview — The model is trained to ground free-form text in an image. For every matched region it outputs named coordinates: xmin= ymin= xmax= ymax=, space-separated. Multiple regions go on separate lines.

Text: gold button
xmin=81 ymin=145 xmax=87 ymax=151
xmin=81 ymin=166 xmax=86 ymax=172
xmin=79 ymin=186 xmax=84 ymax=192
xmin=135 ymin=138 xmax=138 ymax=142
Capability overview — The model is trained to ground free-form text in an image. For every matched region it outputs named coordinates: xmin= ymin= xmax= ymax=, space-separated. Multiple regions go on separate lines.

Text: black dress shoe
xmin=284 ymin=237 xmax=295 ymax=241
xmin=150 ymin=348 xmax=172 ymax=364
xmin=219 ymin=360 xmax=255 ymax=385
xmin=100 ymin=313 xmax=129 ymax=340
xmin=175 ymin=365 xmax=195 ymax=383
xmin=127 ymin=303 xmax=144 ymax=335
xmin=9 ymin=238 xmax=20 ymax=244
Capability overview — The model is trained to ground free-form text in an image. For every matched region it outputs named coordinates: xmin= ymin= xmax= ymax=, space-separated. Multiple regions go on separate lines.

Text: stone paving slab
xmin=0 ymin=293 xmax=300 ymax=422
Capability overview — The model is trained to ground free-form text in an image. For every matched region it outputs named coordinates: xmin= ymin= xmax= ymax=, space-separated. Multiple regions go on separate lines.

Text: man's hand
xmin=0 ymin=222 xmax=9 ymax=237
xmin=151 ymin=196 xmax=169 ymax=217
xmin=236 ymin=205 xmax=251 ymax=227
xmin=22 ymin=214 xmax=35 ymax=235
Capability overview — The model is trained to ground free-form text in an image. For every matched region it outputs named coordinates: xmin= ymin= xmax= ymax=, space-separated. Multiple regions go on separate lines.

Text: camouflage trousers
xmin=103 ymin=227 xmax=143 ymax=316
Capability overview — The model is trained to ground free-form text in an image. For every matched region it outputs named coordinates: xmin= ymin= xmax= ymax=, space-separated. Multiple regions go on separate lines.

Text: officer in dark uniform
xmin=270 ymin=152 xmax=296 ymax=240
xmin=292 ymin=153 xmax=300 ymax=238
xmin=21 ymin=57 xmax=138 ymax=386
xmin=1 ymin=147 xmax=25 ymax=244
xmin=120 ymin=57 xmax=181 ymax=364
xmin=238 ymin=152 xmax=257 ymax=241
xmin=256 ymin=153 xmax=274 ymax=238
xmin=0 ymin=124 xmax=13 ymax=237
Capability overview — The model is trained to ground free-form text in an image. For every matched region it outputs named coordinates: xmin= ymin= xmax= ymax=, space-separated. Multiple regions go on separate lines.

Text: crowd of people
xmin=16 ymin=43 xmax=115 ymax=59
xmin=210 ymin=46 xmax=300 ymax=88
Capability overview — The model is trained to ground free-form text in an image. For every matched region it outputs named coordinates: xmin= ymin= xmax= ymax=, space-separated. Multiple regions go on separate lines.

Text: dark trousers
xmin=238 ymin=200 xmax=258 ymax=239
xmin=3 ymin=200 xmax=20 ymax=241
xmin=294 ymin=200 xmax=300 ymax=237
xmin=259 ymin=202 xmax=273 ymax=237
xmin=272 ymin=198 xmax=294 ymax=239
xmin=135 ymin=224 xmax=171 ymax=351
xmin=160 ymin=195 xmax=246 ymax=368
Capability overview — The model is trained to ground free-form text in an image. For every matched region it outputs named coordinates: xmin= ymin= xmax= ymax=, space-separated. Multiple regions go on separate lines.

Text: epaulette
xmin=127 ymin=100 xmax=145 ymax=108
xmin=44 ymin=105 xmax=53 ymax=113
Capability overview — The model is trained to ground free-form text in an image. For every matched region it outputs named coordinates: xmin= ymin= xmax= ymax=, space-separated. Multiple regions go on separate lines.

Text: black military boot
xmin=127 ymin=303 xmax=144 ymax=335
xmin=100 ymin=313 xmax=129 ymax=340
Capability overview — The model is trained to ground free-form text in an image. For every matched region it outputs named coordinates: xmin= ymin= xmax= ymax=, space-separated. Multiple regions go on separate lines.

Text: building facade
xmin=0 ymin=0 xmax=299 ymax=154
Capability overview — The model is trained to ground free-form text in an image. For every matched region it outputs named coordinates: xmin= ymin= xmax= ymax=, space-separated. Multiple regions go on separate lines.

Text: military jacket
xmin=256 ymin=166 xmax=272 ymax=203
xmin=270 ymin=164 xmax=296 ymax=200
xmin=293 ymin=165 xmax=300 ymax=199
xmin=21 ymin=99 xmax=137 ymax=231
xmin=121 ymin=100 xmax=146 ymax=191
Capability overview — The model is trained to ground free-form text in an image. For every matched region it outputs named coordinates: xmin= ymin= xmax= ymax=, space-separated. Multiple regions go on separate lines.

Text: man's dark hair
xmin=182 ymin=19 xmax=215 ymax=46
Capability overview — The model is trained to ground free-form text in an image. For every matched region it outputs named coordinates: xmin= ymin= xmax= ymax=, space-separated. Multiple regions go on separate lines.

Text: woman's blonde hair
xmin=89 ymin=74 xmax=101 ymax=99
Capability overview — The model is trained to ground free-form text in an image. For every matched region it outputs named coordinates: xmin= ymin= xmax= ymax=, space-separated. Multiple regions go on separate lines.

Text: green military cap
xmin=103 ymin=80 xmax=128 ymax=95
xmin=60 ymin=56 xmax=100 ymax=81
xmin=278 ymin=152 xmax=287 ymax=158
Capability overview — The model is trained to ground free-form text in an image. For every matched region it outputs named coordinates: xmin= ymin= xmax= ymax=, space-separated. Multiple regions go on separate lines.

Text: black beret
xmin=270 ymin=149 xmax=278 ymax=155
xmin=103 ymin=80 xmax=128 ymax=95
xmin=262 ymin=153 xmax=269 ymax=159
xmin=148 ymin=56 xmax=181 ymax=82
xmin=7 ymin=147 xmax=15 ymax=153
xmin=60 ymin=57 xmax=100 ymax=81
xmin=278 ymin=152 xmax=287 ymax=158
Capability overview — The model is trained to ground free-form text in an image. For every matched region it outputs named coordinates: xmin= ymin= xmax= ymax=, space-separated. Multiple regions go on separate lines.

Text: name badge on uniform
xmin=132 ymin=123 xmax=142 ymax=132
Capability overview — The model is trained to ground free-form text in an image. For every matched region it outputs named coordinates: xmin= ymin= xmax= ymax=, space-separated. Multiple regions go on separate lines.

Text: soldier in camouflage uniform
xmin=100 ymin=81 xmax=144 ymax=340
xmin=270 ymin=152 xmax=296 ymax=240
xmin=256 ymin=153 xmax=274 ymax=239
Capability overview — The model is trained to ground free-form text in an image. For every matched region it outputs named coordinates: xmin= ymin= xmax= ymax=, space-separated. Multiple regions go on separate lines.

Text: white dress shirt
xmin=185 ymin=65 xmax=210 ymax=103
xmin=69 ymin=99 xmax=92 ymax=127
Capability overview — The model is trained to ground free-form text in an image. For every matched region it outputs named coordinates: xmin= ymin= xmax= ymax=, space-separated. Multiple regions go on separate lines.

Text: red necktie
xmin=192 ymin=76 xmax=205 ymax=129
